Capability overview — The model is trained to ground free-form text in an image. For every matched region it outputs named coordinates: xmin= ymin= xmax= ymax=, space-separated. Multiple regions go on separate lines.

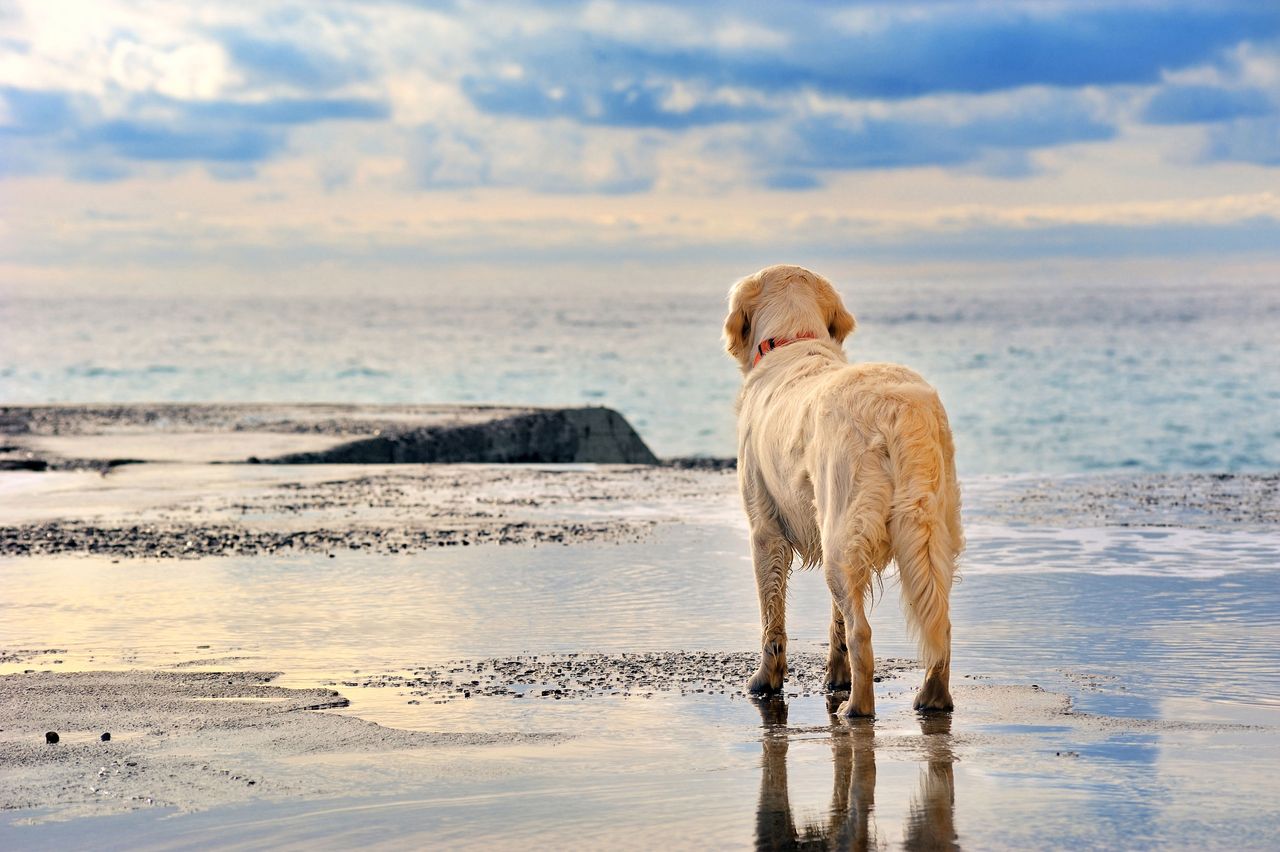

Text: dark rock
xmin=265 ymin=407 xmax=658 ymax=465
xmin=0 ymin=458 xmax=48 ymax=471
xmin=45 ymin=731 xmax=59 ymax=744
xmin=663 ymin=456 xmax=737 ymax=470
xmin=0 ymin=403 xmax=659 ymax=466
xmin=101 ymin=732 xmax=111 ymax=741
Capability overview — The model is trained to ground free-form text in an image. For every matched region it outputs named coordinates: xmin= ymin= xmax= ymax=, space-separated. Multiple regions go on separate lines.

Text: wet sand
xmin=4 ymin=460 xmax=1276 ymax=558
xmin=2 ymin=456 xmax=1280 ymax=848
xmin=1 ymin=669 xmax=564 ymax=821
xmin=0 ymin=463 xmax=729 ymax=556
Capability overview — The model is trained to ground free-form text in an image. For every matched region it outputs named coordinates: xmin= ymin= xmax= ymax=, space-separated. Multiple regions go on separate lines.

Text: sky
xmin=1 ymin=0 xmax=1279 ymax=296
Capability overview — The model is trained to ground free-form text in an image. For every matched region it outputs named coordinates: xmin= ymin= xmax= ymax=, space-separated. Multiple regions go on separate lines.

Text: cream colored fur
xmin=724 ymin=264 xmax=964 ymax=716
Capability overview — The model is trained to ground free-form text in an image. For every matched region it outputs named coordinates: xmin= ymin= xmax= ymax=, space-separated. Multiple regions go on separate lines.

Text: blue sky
xmin=1 ymin=1 xmax=1278 ymax=293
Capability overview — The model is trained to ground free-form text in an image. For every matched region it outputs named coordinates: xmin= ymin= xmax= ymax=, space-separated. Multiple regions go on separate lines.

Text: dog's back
xmin=739 ymin=354 xmax=963 ymax=580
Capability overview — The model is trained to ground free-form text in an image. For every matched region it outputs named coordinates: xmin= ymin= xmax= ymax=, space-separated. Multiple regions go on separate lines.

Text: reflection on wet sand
xmin=755 ymin=698 xmax=958 ymax=851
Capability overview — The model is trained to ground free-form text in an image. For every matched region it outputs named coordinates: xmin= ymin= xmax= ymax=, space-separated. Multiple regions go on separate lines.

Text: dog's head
xmin=723 ymin=265 xmax=856 ymax=373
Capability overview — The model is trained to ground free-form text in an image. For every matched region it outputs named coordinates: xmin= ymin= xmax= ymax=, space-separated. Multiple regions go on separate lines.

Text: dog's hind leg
xmin=747 ymin=517 xmax=793 ymax=694
xmin=826 ymin=572 xmax=876 ymax=717
xmin=893 ymin=503 xmax=957 ymax=713
xmin=887 ymin=399 xmax=963 ymax=713
xmin=824 ymin=602 xmax=851 ymax=692
xmin=816 ymin=455 xmax=892 ymax=718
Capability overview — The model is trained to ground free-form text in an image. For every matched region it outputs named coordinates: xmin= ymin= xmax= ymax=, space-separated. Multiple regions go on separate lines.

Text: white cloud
xmin=2 ymin=0 xmax=1279 ymax=293
xmin=107 ymin=39 xmax=231 ymax=99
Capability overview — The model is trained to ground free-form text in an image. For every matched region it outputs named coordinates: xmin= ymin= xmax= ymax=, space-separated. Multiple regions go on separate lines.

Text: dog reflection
xmin=754 ymin=698 xmax=958 ymax=851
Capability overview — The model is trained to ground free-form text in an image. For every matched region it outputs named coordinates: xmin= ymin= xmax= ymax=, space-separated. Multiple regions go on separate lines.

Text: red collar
xmin=753 ymin=332 xmax=817 ymax=367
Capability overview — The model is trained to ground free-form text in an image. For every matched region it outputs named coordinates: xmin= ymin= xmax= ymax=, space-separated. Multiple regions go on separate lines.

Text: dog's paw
xmin=824 ymin=656 xmax=851 ymax=692
xmin=824 ymin=672 xmax=852 ymax=693
xmin=835 ymin=697 xmax=875 ymax=718
xmin=913 ymin=684 xmax=954 ymax=714
xmin=747 ymin=666 xmax=784 ymax=695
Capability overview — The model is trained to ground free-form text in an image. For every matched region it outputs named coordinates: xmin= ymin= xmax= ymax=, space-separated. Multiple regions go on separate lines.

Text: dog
xmin=724 ymin=265 xmax=964 ymax=717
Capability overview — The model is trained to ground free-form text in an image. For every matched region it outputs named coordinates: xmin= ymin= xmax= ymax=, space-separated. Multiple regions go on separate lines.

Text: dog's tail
xmin=885 ymin=387 xmax=964 ymax=674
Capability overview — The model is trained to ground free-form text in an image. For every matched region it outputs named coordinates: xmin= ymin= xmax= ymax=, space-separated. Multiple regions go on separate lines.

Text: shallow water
xmin=4 ymin=278 xmax=1279 ymax=471
xmin=3 ymin=512 xmax=1279 ymax=848
xmin=4 ymin=523 xmax=1279 ymax=713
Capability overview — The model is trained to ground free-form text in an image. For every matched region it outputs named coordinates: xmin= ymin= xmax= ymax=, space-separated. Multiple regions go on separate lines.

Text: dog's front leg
xmin=825 ymin=602 xmax=852 ymax=691
xmin=747 ymin=523 xmax=792 ymax=694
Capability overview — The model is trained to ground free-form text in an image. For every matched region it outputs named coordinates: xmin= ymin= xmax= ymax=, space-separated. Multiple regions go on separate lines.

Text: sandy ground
xmin=4 ymin=463 xmax=1276 ymax=558
xmin=964 ymin=471 xmax=1280 ymax=528
xmin=0 ymin=665 xmax=560 ymax=823
xmin=0 ymin=463 xmax=736 ymax=556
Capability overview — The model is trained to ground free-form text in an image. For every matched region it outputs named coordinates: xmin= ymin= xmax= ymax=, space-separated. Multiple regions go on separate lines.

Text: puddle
xmin=2 ymin=518 xmax=1279 ymax=847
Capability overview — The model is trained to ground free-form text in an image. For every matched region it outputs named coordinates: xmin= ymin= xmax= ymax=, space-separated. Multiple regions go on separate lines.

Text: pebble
xmin=45 ymin=731 xmax=59 ymax=744
xmin=101 ymin=732 xmax=111 ymax=741
xmin=338 ymin=651 xmax=918 ymax=705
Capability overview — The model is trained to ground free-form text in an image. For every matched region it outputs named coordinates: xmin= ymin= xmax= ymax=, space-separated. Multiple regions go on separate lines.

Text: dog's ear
xmin=828 ymin=299 xmax=856 ymax=344
xmin=724 ymin=274 xmax=761 ymax=363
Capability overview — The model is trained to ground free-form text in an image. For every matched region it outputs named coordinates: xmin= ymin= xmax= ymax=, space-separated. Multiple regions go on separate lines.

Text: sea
xmin=3 ymin=276 xmax=1279 ymax=472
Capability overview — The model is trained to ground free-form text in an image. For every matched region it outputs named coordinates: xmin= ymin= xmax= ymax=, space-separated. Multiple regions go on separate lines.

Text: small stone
xmin=45 ymin=731 xmax=59 ymax=744
xmin=101 ymin=732 xmax=111 ymax=741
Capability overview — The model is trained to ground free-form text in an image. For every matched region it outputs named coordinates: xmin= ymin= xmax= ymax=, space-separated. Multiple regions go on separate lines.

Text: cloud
xmin=461 ymin=76 xmax=771 ymax=128
xmin=1 ymin=87 xmax=79 ymax=176
xmin=8 ymin=190 xmax=1278 ymax=279
xmin=1204 ymin=117 xmax=1280 ymax=166
xmin=1 ymin=83 xmax=389 ymax=179
xmin=2 ymin=0 xmax=1279 ymax=203
xmin=413 ymin=126 xmax=490 ymax=188
xmin=76 ymin=120 xmax=284 ymax=163
xmin=411 ymin=122 xmax=658 ymax=194
xmin=181 ymin=96 xmax=391 ymax=125
xmin=810 ymin=4 xmax=1280 ymax=97
xmin=1142 ymin=85 xmax=1274 ymax=125
xmin=762 ymin=171 xmax=823 ymax=191
xmin=774 ymin=97 xmax=1114 ymax=173
xmin=0 ymin=86 xmax=74 ymax=135
xmin=216 ymin=29 xmax=372 ymax=90
xmin=460 ymin=3 xmax=1280 ymax=120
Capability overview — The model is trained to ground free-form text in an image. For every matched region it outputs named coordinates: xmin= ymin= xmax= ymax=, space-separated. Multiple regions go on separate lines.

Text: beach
xmin=2 ymin=409 xmax=1278 ymax=848
xmin=8 ymin=2 xmax=1280 ymax=847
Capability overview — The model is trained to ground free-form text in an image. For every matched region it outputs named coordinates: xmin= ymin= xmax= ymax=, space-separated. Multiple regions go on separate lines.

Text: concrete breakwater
xmin=0 ymin=403 xmax=659 ymax=467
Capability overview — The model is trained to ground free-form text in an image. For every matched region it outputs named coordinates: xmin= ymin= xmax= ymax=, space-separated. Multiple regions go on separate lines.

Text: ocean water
xmin=3 ymin=277 xmax=1278 ymax=472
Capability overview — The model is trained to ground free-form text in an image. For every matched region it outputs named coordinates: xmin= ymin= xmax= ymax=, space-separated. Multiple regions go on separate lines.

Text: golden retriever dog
xmin=724 ymin=265 xmax=964 ymax=717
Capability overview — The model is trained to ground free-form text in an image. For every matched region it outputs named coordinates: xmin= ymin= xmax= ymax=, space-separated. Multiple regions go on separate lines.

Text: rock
xmin=45 ymin=731 xmax=59 ymax=744
xmin=0 ymin=403 xmax=659 ymax=466
xmin=267 ymin=407 xmax=658 ymax=465
xmin=0 ymin=458 xmax=48 ymax=471
xmin=101 ymin=732 xmax=111 ymax=741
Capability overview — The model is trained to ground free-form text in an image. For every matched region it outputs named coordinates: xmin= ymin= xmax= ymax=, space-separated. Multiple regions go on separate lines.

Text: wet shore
xmin=2 ymin=429 xmax=1279 ymax=847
